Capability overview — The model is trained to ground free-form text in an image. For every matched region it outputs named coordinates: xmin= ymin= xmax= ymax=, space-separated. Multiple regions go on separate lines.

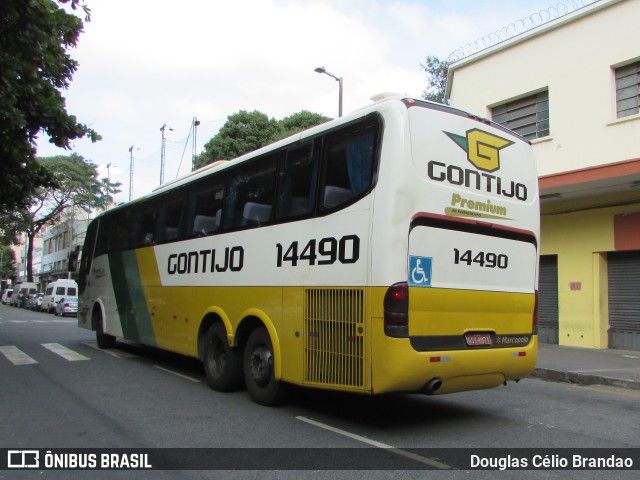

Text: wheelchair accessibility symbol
xmin=409 ymin=256 xmax=432 ymax=287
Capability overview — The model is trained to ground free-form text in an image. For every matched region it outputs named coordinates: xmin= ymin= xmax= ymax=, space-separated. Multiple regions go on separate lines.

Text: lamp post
xmin=160 ymin=123 xmax=173 ymax=185
xmin=314 ymin=66 xmax=343 ymax=117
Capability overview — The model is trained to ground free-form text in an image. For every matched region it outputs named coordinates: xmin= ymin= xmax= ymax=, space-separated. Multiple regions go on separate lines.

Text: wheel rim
xmin=248 ymin=344 xmax=272 ymax=387
xmin=206 ymin=337 xmax=226 ymax=378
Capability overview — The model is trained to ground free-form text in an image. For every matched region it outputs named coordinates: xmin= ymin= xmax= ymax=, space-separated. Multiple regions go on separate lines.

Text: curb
xmin=532 ymin=368 xmax=640 ymax=391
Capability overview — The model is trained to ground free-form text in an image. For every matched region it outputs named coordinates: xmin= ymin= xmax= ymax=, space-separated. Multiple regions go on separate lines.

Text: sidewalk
xmin=532 ymin=343 xmax=640 ymax=390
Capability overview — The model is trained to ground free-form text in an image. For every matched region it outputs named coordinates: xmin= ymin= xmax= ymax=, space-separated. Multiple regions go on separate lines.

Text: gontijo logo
xmin=444 ymin=129 xmax=514 ymax=173
xmin=428 ymin=129 xmax=528 ymax=202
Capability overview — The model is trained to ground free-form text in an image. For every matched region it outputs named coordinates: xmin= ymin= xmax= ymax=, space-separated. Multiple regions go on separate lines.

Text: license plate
xmin=465 ymin=333 xmax=492 ymax=346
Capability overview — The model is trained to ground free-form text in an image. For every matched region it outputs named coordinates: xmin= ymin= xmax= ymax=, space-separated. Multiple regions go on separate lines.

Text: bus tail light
xmin=384 ymin=282 xmax=408 ymax=338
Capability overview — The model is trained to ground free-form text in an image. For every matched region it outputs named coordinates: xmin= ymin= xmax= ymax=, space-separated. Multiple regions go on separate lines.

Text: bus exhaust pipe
xmin=422 ymin=377 xmax=443 ymax=394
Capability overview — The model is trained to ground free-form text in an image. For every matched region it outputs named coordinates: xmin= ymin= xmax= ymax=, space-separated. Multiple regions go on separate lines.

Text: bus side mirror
xmin=68 ymin=245 xmax=81 ymax=272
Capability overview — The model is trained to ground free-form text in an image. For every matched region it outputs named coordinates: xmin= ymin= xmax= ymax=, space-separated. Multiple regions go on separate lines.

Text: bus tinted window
xmin=276 ymin=142 xmax=318 ymax=221
xmin=321 ymin=123 xmax=378 ymax=211
xmin=158 ymin=194 xmax=186 ymax=243
xmin=135 ymin=202 xmax=158 ymax=247
xmin=189 ymin=181 xmax=225 ymax=237
xmin=224 ymin=156 xmax=277 ymax=230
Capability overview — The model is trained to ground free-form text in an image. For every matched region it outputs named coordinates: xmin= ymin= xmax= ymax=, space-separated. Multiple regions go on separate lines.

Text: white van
xmin=41 ymin=279 xmax=78 ymax=313
xmin=1 ymin=289 xmax=14 ymax=304
xmin=10 ymin=282 xmax=39 ymax=308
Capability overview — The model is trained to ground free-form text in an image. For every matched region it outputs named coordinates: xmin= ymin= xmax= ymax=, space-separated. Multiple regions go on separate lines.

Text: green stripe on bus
xmin=109 ymin=250 xmax=156 ymax=346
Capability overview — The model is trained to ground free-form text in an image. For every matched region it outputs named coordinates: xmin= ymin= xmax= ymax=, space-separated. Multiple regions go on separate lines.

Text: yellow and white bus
xmin=77 ymin=95 xmax=539 ymax=405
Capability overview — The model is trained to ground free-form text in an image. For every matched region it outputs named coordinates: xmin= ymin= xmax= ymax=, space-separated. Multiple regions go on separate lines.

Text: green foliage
xmin=279 ymin=111 xmax=331 ymax=137
xmin=0 ymin=245 xmax=16 ymax=281
xmin=420 ymin=55 xmax=450 ymax=105
xmin=0 ymin=153 xmax=105 ymax=281
xmin=194 ymin=109 xmax=332 ymax=169
xmin=92 ymin=177 xmax=123 ymax=211
xmin=0 ymin=0 xmax=100 ymax=211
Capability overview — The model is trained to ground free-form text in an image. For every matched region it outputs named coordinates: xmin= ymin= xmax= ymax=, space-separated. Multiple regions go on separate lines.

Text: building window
xmin=615 ymin=61 xmax=640 ymax=118
xmin=491 ymin=90 xmax=549 ymax=140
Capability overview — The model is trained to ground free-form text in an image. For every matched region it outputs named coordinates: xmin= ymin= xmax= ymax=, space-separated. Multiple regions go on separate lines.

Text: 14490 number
xmin=453 ymin=248 xmax=508 ymax=269
xmin=277 ymin=235 xmax=360 ymax=267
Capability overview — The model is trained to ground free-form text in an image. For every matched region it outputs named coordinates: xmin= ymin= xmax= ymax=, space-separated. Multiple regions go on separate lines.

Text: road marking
xmin=0 ymin=346 xmax=37 ymax=365
xmin=572 ymin=384 xmax=640 ymax=399
xmin=153 ymin=365 xmax=201 ymax=383
xmin=82 ymin=341 xmax=138 ymax=359
xmin=41 ymin=343 xmax=89 ymax=361
xmin=295 ymin=416 xmax=451 ymax=470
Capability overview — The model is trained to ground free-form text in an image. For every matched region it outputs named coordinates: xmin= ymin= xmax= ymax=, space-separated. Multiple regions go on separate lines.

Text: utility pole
xmin=129 ymin=146 xmax=134 ymax=201
xmin=160 ymin=123 xmax=172 ymax=185
xmin=192 ymin=117 xmax=200 ymax=171
xmin=105 ymin=163 xmax=112 ymax=210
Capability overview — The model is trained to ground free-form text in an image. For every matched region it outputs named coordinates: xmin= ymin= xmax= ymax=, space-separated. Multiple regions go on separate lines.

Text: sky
xmin=36 ymin=0 xmax=565 ymax=203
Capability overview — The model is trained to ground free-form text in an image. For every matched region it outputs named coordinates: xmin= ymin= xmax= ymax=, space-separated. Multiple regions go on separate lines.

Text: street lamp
xmin=160 ymin=123 xmax=173 ymax=185
xmin=314 ymin=66 xmax=343 ymax=117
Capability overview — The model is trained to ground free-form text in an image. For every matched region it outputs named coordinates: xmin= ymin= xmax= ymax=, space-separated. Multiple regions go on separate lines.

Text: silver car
xmin=55 ymin=296 xmax=78 ymax=317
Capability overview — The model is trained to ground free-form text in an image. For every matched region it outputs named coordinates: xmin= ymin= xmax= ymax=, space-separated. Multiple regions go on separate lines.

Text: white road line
xmin=296 ymin=416 xmax=451 ymax=470
xmin=0 ymin=346 xmax=38 ymax=365
xmin=153 ymin=365 xmax=201 ymax=383
xmin=82 ymin=341 xmax=138 ymax=359
xmin=41 ymin=343 xmax=89 ymax=361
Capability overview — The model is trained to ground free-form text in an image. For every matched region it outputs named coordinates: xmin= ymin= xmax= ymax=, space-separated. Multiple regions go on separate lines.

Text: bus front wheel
xmin=95 ymin=311 xmax=116 ymax=349
xmin=203 ymin=323 xmax=243 ymax=392
xmin=243 ymin=327 xmax=289 ymax=406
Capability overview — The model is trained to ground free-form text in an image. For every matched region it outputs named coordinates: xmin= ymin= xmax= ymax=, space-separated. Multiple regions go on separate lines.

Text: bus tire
xmin=203 ymin=323 xmax=243 ymax=392
xmin=243 ymin=327 xmax=289 ymax=406
xmin=95 ymin=311 xmax=116 ymax=349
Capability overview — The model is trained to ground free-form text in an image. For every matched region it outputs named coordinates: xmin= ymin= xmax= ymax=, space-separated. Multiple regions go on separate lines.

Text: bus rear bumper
xmin=372 ymin=324 xmax=538 ymax=395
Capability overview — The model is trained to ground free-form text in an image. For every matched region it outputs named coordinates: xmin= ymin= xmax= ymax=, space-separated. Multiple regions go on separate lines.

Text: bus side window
xmin=157 ymin=194 xmax=186 ymax=243
xmin=224 ymin=156 xmax=277 ymax=230
xmin=276 ymin=142 xmax=318 ymax=221
xmin=320 ymin=125 xmax=377 ymax=211
xmin=134 ymin=204 xmax=157 ymax=247
xmin=190 ymin=183 xmax=225 ymax=237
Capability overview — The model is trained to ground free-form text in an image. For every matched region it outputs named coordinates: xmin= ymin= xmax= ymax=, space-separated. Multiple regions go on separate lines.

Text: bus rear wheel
xmin=203 ymin=323 xmax=243 ymax=391
xmin=243 ymin=327 xmax=289 ymax=406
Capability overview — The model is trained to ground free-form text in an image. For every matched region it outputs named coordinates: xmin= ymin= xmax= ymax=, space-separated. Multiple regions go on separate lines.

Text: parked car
xmin=30 ymin=293 xmax=44 ymax=311
xmin=24 ymin=293 xmax=37 ymax=309
xmin=1 ymin=289 xmax=13 ymax=304
xmin=55 ymin=296 xmax=78 ymax=317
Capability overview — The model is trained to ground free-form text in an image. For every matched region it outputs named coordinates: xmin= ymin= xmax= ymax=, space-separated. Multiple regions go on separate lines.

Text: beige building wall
xmin=447 ymin=0 xmax=640 ymax=350
xmin=448 ymin=0 xmax=639 ymax=176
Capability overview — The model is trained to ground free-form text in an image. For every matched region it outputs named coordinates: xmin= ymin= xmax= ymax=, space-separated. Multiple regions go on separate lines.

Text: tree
xmin=92 ymin=177 xmax=123 ymax=211
xmin=193 ymin=110 xmax=332 ymax=169
xmin=420 ymin=55 xmax=450 ymax=105
xmin=194 ymin=111 xmax=283 ymax=168
xmin=280 ymin=111 xmax=331 ymax=137
xmin=0 ymin=0 xmax=100 ymax=212
xmin=0 ymin=154 xmax=104 ymax=282
xmin=0 ymin=245 xmax=16 ymax=282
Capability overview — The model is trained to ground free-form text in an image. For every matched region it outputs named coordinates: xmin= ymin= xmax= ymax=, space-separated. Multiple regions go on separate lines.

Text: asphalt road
xmin=1 ymin=304 xmax=638 ymax=480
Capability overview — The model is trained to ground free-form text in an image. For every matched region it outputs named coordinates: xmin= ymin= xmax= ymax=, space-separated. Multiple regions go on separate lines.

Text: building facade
xmin=446 ymin=0 xmax=640 ymax=350
xmin=39 ymin=210 xmax=90 ymax=289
